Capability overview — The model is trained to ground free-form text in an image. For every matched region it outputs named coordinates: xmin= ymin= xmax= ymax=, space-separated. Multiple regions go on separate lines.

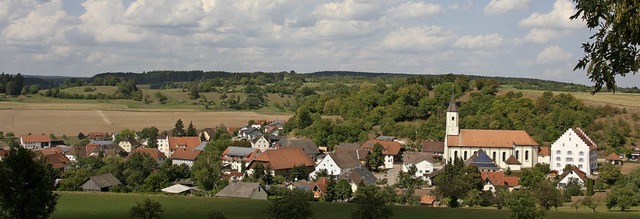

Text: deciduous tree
xmin=130 ymin=198 xmax=163 ymax=219
xmin=351 ymin=185 xmax=393 ymax=219
xmin=265 ymin=189 xmax=313 ymax=219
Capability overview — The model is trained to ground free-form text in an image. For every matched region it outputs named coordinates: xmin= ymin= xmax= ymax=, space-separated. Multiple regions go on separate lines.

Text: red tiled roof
xmin=422 ymin=141 xmax=444 ymax=153
xmin=447 ymin=129 xmax=538 ymax=148
xmin=538 ymin=146 xmax=550 ymax=156
xmin=168 ymin=137 xmax=201 ymax=150
xmin=171 ymin=149 xmax=201 ymax=161
xmin=35 ymin=148 xmax=71 ymax=169
xmin=227 ymin=127 xmax=240 ymax=135
xmin=481 ymin=172 xmax=505 ymax=186
xmin=559 ymin=166 xmax=588 ymax=182
xmin=21 ymin=134 xmax=51 ymax=143
xmin=420 ymin=195 xmax=436 ymax=204
xmin=251 ymin=148 xmax=315 ymax=170
xmin=574 ymin=127 xmax=597 ymax=151
xmin=0 ymin=149 xmax=7 ymax=157
xmin=505 ymin=155 xmax=521 ymax=165
xmin=361 ymin=140 xmax=402 ymax=155
xmin=605 ymin=153 xmax=622 ymax=161
xmin=132 ymin=148 xmax=166 ymax=160
xmin=315 ymin=177 xmax=328 ymax=193
xmin=503 ymin=176 xmax=519 ymax=187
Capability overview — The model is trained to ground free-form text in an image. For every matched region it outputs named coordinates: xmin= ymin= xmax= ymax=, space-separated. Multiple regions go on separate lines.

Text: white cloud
xmin=314 ymin=0 xmax=380 ymax=21
xmin=77 ymin=0 xmax=146 ymax=43
xmin=522 ymin=28 xmax=561 ymax=43
xmin=386 ymin=2 xmax=442 ymax=18
xmin=452 ymin=33 xmax=504 ymax=49
xmin=519 ymin=0 xmax=582 ymax=29
xmin=536 ymin=46 xmax=572 ymax=64
xmin=484 ymin=0 xmax=530 ymax=15
xmin=381 ymin=26 xmax=455 ymax=51
xmin=123 ymin=0 xmax=206 ymax=27
xmin=1 ymin=0 xmax=72 ymax=43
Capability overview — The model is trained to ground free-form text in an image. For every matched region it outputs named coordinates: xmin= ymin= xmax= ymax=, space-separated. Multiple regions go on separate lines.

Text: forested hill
xmin=22 ymin=70 xmax=639 ymax=92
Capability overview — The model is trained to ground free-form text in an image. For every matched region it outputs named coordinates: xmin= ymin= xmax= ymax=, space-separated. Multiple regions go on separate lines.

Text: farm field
xmin=502 ymin=88 xmax=640 ymax=110
xmin=51 ymin=192 xmax=639 ymax=219
xmin=0 ymin=105 xmax=292 ymax=136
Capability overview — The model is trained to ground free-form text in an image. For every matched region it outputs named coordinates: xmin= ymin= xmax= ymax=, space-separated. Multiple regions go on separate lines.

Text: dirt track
xmin=0 ymin=109 xmax=292 ymax=136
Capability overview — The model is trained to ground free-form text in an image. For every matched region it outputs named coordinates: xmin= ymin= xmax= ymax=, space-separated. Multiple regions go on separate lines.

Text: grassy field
xmin=501 ymin=88 xmax=640 ymax=110
xmin=51 ymin=192 xmax=639 ymax=219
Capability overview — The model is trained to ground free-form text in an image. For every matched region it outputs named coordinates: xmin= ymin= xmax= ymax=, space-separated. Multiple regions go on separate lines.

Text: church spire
xmin=447 ymin=90 xmax=458 ymax=112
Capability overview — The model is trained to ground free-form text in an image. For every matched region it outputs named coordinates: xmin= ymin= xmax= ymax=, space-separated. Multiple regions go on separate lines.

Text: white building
xmin=444 ymin=96 xmax=539 ymax=169
xmin=222 ymin=146 xmax=260 ymax=171
xmin=550 ymin=128 xmax=597 ymax=175
xmin=538 ymin=146 xmax=551 ymax=164
xmin=118 ymin=137 xmax=140 ymax=153
xmin=20 ymin=135 xmax=51 ymax=149
xmin=251 ymin=136 xmax=271 ymax=152
xmin=557 ymin=166 xmax=588 ymax=190
xmin=312 ymin=153 xmax=361 ymax=178
xmin=401 ymin=152 xmax=434 ymax=182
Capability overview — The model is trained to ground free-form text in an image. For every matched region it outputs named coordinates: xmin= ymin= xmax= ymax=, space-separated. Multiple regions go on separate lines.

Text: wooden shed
xmin=80 ymin=173 xmax=122 ymax=192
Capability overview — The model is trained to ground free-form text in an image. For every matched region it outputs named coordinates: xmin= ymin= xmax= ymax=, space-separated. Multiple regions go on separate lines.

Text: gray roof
xmin=89 ymin=140 xmax=114 ymax=146
xmin=85 ymin=173 xmax=122 ymax=188
xmin=403 ymin=152 xmax=434 ymax=165
xmin=195 ymin=141 xmax=208 ymax=151
xmin=338 ymin=167 xmax=377 ymax=185
xmin=330 ymin=153 xmax=361 ymax=169
xmin=447 ymin=94 xmax=458 ymax=112
xmin=282 ymin=140 xmax=320 ymax=156
xmin=216 ymin=182 xmax=264 ymax=198
xmin=375 ymin=136 xmax=396 ymax=141
xmin=335 ymin=143 xmax=361 ymax=152
xmin=226 ymin=146 xmax=257 ymax=157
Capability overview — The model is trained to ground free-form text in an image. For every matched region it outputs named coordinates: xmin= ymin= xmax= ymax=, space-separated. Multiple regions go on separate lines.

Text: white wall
xmin=550 ymin=128 xmax=595 ymax=175
xmin=402 ymin=160 xmax=434 ymax=180
xmin=314 ymin=155 xmax=342 ymax=176
xmin=252 ymin=137 xmax=271 ymax=152
xmin=172 ymin=159 xmax=194 ymax=168
xmin=446 ymin=146 xmax=537 ymax=169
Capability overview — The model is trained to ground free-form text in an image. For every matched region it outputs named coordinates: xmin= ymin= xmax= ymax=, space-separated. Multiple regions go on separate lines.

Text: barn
xmin=80 ymin=173 xmax=122 ymax=192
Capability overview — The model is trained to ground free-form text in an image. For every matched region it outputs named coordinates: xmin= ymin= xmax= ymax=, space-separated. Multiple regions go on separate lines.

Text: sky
xmin=0 ymin=0 xmax=637 ymax=87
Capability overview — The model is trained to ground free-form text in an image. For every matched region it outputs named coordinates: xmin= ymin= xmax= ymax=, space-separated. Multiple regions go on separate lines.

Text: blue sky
xmin=1 ymin=0 xmax=637 ymax=87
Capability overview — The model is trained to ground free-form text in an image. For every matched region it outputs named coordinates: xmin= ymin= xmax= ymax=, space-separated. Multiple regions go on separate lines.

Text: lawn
xmin=52 ymin=192 xmax=639 ymax=219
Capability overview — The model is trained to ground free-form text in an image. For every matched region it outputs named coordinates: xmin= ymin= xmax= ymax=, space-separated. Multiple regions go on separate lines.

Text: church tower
xmin=446 ymin=94 xmax=459 ymax=136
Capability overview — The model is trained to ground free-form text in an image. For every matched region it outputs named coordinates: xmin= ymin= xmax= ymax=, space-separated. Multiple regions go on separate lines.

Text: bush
xmin=130 ymin=198 xmax=163 ymax=219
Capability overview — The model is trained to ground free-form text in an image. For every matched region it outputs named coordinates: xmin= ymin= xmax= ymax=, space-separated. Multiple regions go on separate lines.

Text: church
xmin=444 ymin=95 xmax=540 ymax=169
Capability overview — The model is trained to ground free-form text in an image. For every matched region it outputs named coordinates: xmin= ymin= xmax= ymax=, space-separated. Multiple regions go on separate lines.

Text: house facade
xmin=361 ymin=139 xmax=402 ymax=169
xmin=251 ymin=135 xmax=271 ymax=152
xmin=550 ymin=128 xmax=598 ymax=175
xmin=222 ymin=146 xmax=260 ymax=171
xmin=118 ymin=137 xmax=140 ymax=153
xmin=20 ymin=134 xmax=51 ymax=149
xmin=171 ymin=149 xmax=201 ymax=168
xmin=402 ymin=152 xmax=434 ymax=182
xmin=538 ymin=146 xmax=550 ymax=164
xmin=444 ymin=96 xmax=539 ymax=169
xmin=557 ymin=166 xmax=588 ymax=190
xmin=312 ymin=153 xmax=360 ymax=177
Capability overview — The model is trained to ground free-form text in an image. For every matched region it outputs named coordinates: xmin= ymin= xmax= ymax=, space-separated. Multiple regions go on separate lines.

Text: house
xmin=222 ymin=146 xmax=260 ymax=171
xmin=88 ymin=140 xmax=114 ymax=146
xmin=335 ymin=143 xmax=369 ymax=164
xmin=605 ymin=153 xmax=623 ymax=165
xmin=251 ymin=135 xmax=272 ymax=152
xmin=444 ymin=95 xmax=539 ymax=169
xmin=248 ymin=148 xmax=315 ymax=177
xmin=361 ymin=139 xmax=402 ymax=169
xmin=118 ymin=137 xmax=140 ymax=153
xmin=171 ymin=149 xmax=201 ymax=168
xmin=199 ymin=128 xmax=217 ymax=141
xmin=538 ymin=146 xmax=551 ymax=164
xmin=215 ymin=182 xmax=268 ymax=200
xmin=402 ymin=151 xmax=435 ymax=183
xmin=375 ymin=136 xmax=396 ymax=141
xmin=280 ymin=139 xmax=321 ymax=159
xmin=131 ymin=148 xmax=167 ymax=163
xmin=550 ymin=128 xmax=598 ymax=175
xmin=238 ymin=127 xmax=262 ymax=140
xmin=156 ymin=132 xmax=170 ymax=157
xmin=481 ymin=171 xmax=520 ymax=192
xmin=420 ymin=195 xmax=437 ymax=207
xmin=313 ymin=177 xmax=328 ymax=199
xmin=337 ymin=167 xmax=378 ymax=193
xmin=464 ymin=149 xmax=501 ymax=172
xmin=286 ymin=179 xmax=315 ymax=191
xmin=20 ymin=134 xmax=51 ymax=149
xmin=504 ymin=155 xmax=522 ymax=171
xmin=312 ymin=152 xmax=361 ymax=178
xmin=85 ymin=143 xmax=124 ymax=157
xmin=87 ymin=132 xmax=110 ymax=141
xmin=631 ymin=147 xmax=640 ymax=161
xmin=422 ymin=141 xmax=444 ymax=158
xmin=557 ymin=166 xmax=588 ymax=190
xmin=168 ymin=136 xmax=201 ymax=158
xmin=80 ymin=173 xmax=122 ymax=192
xmin=36 ymin=147 xmax=72 ymax=170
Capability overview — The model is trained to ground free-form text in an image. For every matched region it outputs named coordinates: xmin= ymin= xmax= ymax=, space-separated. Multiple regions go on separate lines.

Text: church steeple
xmin=446 ymin=91 xmax=459 ymax=136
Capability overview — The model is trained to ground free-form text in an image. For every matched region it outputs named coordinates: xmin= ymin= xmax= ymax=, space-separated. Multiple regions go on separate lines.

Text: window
xmin=579 ymin=151 xmax=584 ymax=156
xmin=556 ymin=157 xmax=561 ymax=161
xmin=516 ymin=151 xmax=520 ymax=159
xmin=451 ymin=116 xmax=455 ymax=121
xmin=565 ymin=157 xmax=573 ymax=162
xmin=567 ymin=151 xmax=573 ymax=155
xmin=576 ymin=144 xmax=578 ymax=148
xmin=454 ymin=151 xmax=458 ymax=158
xmin=556 ymin=163 xmax=561 ymax=168
xmin=464 ymin=151 xmax=468 ymax=160
xmin=525 ymin=151 xmax=529 ymax=160
xmin=492 ymin=152 xmax=496 ymax=161
xmin=556 ymin=150 xmax=561 ymax=155
xmin=578 ymin=164 xmax=583 ymax=169
xmin=579 ymin=158 xmax=584 ymax=162
xmin=503 ymin=152 xmax=506 ymax=161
